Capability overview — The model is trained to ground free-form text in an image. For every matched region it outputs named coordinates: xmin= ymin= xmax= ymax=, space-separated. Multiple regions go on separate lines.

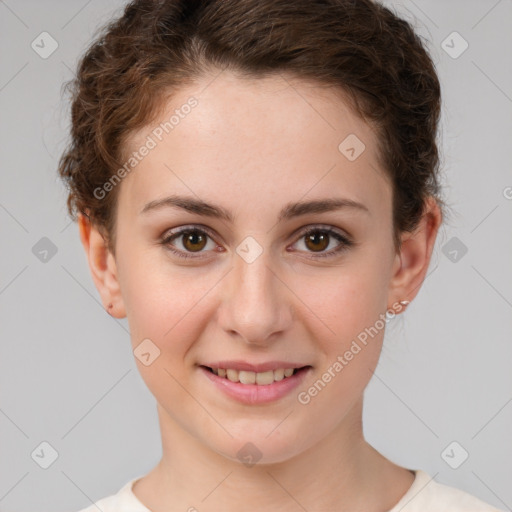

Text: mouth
xmin=200 ymin=365 xmax=311 ymax=385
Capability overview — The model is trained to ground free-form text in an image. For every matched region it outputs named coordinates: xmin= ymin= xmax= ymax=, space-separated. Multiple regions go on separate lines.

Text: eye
xmin=160 ymin=224 xmax=354 ymax=261
xmin=290 ymin=226 xmax=353 ymax=258
xmin=160 ymin=226 xmax=219 ymax=260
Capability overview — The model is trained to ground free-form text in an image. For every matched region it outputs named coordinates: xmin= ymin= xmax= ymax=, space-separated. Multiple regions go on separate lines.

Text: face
xmin=102 ymin=71 xmax=407 ymax=464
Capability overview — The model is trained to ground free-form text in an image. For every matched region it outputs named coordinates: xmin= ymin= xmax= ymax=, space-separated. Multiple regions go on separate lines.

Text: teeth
xmin=239 ymin=370 xmax=256 ymax=384
xmin=226 ymin=369 xmax=239 ymax=382
xmin=210 ymin=367 xmax=299 ymax=385
xmin=273 ymin=368 xmax=284 ymax=381
xmin=256 ymin=370 xmax=274 ymax=385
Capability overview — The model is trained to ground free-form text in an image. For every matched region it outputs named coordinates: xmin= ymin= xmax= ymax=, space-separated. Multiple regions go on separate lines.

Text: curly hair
xmin=58 ymin=0 xmax=444 ymax=253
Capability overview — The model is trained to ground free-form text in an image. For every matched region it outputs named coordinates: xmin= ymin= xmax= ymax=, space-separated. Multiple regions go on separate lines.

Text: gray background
xmin=0 ymin=0 xmax=511 ymax=511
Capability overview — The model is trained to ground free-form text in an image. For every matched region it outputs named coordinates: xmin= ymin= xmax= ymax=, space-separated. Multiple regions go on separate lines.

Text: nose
xmin=216 ymin=248 xmax=293 ymax=347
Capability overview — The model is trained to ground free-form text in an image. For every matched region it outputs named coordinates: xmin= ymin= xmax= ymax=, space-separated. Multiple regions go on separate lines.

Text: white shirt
xmin=74 ymin=469 xmax=505 ymax=511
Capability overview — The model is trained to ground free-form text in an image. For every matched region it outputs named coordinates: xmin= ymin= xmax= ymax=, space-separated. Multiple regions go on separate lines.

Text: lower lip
xmin=199 ymin=366 xmax=311 ymax=405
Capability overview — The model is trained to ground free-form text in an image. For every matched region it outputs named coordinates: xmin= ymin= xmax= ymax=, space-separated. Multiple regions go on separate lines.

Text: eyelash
xmin=160 ymin=224 xmax=354 ymax=260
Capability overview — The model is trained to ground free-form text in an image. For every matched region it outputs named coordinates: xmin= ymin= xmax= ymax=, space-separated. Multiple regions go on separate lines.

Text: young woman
xmin=58 ymin=0 xmax=504 ymax=510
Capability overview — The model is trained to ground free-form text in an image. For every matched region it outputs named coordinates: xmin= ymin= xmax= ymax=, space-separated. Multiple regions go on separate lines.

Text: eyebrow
xmin=140 ymin=194 xmax=370 ymax=222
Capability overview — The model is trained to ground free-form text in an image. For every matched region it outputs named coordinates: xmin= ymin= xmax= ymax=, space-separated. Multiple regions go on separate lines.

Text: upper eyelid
xmin=162 ymin=224 xmax=221 ymax=243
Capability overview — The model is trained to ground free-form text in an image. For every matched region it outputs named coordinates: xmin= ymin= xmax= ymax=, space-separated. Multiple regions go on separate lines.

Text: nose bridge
xmin=218 ymin=246 xmax=291 ymax=344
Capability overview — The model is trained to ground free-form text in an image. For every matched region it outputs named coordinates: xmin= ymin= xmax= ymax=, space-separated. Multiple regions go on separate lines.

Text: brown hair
xmin=58 ymin=0 xmax=444 ymax=253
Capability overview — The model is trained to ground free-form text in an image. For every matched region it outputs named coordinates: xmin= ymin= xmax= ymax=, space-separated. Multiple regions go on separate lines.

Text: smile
xmin=199 ymin=365 xmax=312 ymax=404
xmin=204 ymin=366 xmax=298 ymax=385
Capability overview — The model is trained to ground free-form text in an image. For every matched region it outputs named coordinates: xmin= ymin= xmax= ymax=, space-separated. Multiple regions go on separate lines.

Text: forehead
xmin=119 ymin=71 xmax=391 ymax=221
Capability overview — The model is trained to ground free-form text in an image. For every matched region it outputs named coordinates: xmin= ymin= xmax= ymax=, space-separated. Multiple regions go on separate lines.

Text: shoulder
xmin=73 ymin=476 xmax=149 ymax=512
xmin=389 ymin=470 xmax=506 ymax=512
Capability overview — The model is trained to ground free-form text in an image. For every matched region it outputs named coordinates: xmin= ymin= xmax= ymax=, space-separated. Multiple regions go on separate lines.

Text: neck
xmin=133 ymin=397 xmax=414 ymax=511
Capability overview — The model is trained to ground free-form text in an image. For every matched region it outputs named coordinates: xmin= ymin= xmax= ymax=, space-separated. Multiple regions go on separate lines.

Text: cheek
xmin=295 ymin=269 xmax=388 ymax=418
xmin=117 ymin=249 xmax=218 ymax=353
xmin=291 ymin=253 xmax=392 ymax=407
xmin=295 ymin=256 xmax=391 ymax=345
xmin=117 ymin=256 xmax=219 ymax=405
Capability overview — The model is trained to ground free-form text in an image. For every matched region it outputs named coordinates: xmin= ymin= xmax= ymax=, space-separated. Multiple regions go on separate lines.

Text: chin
xmin=206 ymin=425 xmax=311 ymax=467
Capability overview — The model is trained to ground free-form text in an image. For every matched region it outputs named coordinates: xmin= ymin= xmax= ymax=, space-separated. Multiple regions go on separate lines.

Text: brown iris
xmin=182 ymin=231 xmax=208 ymax=252
xmin=305 ymin=231 xmax=329 ymax=252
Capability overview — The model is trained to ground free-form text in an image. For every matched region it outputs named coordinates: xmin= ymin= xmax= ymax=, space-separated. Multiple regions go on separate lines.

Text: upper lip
xmin=200 ymin=361 xmax=311 ymax=373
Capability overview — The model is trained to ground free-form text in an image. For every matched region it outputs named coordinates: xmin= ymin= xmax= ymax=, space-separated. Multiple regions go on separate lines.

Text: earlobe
xmin=387 ymin=197 xmax=442 ymax=310
xmin=78 ymin=213 xmax=126 ymax=318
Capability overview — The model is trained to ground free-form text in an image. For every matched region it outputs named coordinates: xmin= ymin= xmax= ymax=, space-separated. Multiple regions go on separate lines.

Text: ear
xmin=78 ymin=213 xmax=126 ymax=318
xmin=387 ymin=196 xmax=442 ymax=312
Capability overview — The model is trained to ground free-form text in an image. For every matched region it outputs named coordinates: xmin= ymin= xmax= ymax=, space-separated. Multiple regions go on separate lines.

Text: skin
xmin=79 ymin=71 xmax=441 ymax=511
